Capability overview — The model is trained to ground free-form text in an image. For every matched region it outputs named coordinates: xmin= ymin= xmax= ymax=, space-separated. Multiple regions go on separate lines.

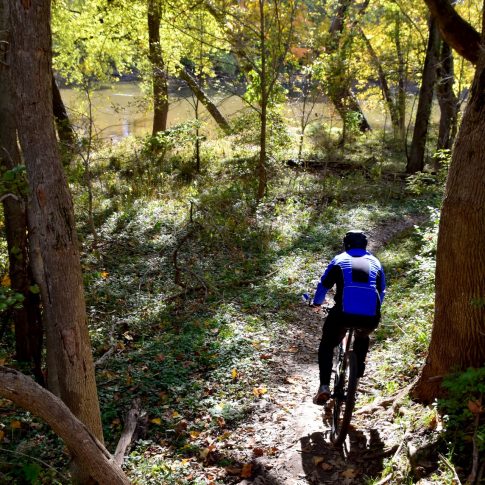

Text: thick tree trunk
xmin=9 ymin=0 xmax=104 ymax=446
xmin=0 ymin=366 xmax=131 ymax=484
xmin=407 ymin=17 xmax=441 ymax=174
xmin=436 ymin=40 xmax=458 ymax=153
xmin=148 ymin=0 xmax=169 ymax=135
xmin=179 ymin=67 xmax=232 ymax=134
xmin=413 ymin=31 xmax=485 ymax=403
xmin=0 ymin=0 xmax=43 ymax=382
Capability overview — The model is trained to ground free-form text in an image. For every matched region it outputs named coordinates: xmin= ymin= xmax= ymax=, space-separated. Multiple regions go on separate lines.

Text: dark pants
xmin=318 ymin=307 xmax=380 ymax=385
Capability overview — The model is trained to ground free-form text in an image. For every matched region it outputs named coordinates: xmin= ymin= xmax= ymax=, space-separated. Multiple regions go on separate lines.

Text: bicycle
xmin=328 ymin=326 xmax=358 ymax=446
xmin=302 ymin=294 xmax=359 ymax=446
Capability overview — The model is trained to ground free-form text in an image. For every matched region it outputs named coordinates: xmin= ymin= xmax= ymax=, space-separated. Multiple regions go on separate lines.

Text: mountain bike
xmin=328 ymin=326 xmax=358 ymax=445
xmin=302 ymin=294 xmax=359 ymax=446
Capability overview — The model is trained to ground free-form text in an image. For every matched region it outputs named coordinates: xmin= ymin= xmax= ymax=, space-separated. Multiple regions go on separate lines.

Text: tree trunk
xmin=179 ymin=67 xmax=232 ymax=134
xmin=436 ymin=40 xmax=458 ymax=153
xmin=148 ymin=0 xmax=169 ymax=135
xmin=326 ymin=0 xmax=371 ymax=133
xmin=423 ymin=0 xmax=480 ymax=64
xmin=257 ymin=0 xmax=267 ymax=201
xmin=407 ymin=17 xmax=441 ymax=174
xmin=413 ymin=27 xmax=485 ymax=403
xmin=9 ymin=0 xmax=104 ymax=447
xmin=0 ymin=0 xmax=43 ymax=383
xmin=360 ymin=27 xmax=401 ymax=138
xmin=395 ymin=13 xmax=407 ymax=141
xmin=0 ymin=366 xmax=131 ymax=485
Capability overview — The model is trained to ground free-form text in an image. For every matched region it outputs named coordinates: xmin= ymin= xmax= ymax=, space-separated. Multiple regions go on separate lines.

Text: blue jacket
xmin=313 ymin=249 xmax=386 ymax=317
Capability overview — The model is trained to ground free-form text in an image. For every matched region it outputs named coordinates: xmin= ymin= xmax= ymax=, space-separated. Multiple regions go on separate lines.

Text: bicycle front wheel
xmin=331 ymin=351 xmax=358 ymax=446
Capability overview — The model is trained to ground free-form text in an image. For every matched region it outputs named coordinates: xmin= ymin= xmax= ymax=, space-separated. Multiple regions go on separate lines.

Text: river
xmin=60 ymin=82 xmax=409 ymax=141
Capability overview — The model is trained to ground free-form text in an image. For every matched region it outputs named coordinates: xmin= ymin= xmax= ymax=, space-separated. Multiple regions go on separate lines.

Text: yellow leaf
xmin=10 ymin=420 xmax=21 ymax=429
xmin=171 ymin=411 xmax=181 ymax=418
xmin=100 ymin=271 xmax=109 ymax=279
xmin=231 ymin=368 xmax=238 ymax=380
xmin=189 ymin=431 xmax=200 ymax=439
xmin=150 ymin=418 xmax=162 ymax=425
xmin=253 ymin=387 xmax=268 ymax=397
xmin=1 ymin=275 xmax=10 ymax=287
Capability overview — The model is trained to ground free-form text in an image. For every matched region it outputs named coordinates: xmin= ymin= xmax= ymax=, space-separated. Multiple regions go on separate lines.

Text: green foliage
xmin=0 ymin=165 xmax=28 ymax=199
xmin=439 ymin=367 xmax=485 ymax=468
xmin=0 ymin=286 xmax=24 ymax=312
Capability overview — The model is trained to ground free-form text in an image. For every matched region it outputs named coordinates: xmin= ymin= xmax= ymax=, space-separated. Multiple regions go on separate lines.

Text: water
xmin=60 ymin=82 xmax=408 ymax=141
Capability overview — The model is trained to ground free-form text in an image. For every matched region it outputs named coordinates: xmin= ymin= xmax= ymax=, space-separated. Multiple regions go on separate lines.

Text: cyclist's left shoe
xmin=313 ymin=384 xmax=331 ymax=405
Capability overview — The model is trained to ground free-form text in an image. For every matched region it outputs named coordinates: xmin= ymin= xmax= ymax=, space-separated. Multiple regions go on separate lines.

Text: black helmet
xmin=343 ymin=230 xmax=368 ymax=250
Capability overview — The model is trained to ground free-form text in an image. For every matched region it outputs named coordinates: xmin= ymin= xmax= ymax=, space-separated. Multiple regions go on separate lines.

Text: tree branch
xmin=0 ymin=366 xmax=131 ymax=485
xmin=423 ymin=0 xmax=481 ymax=64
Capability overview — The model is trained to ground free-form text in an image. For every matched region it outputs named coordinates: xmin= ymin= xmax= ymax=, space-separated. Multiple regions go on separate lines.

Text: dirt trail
xmin=230 ymin=215 xmax=426 ymax=484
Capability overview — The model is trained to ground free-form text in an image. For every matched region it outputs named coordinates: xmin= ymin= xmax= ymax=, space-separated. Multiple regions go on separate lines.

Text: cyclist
xmin=311 ymin=230 xmax=386 ymax=405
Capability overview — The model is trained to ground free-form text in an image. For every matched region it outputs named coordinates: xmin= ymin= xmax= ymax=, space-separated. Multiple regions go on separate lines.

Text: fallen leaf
xmin=100 ymin=271 xmax=109 ymax=279
xmin=287 ymin=346 xmax=299 ymax=353
xmin=260 ymin=353 xmax=272 ymax=360
xmin=240 ymin=463 xmax=252 ymax=478
xmin=231 ymin=368 xmax=238 ymax=380
xmin=10 ymin=420 xmax=21 ymax=429
xmin=341 ymin=468 xmax=359 ymax=479
xmin=200 ymin=448 xmax=210 ymax=459
xmin=252 ymin=447 xmax=264 ymax=457
xmin=150 ymin=418 xmax=162 ymax=425
xmin=253 ymin=387 xmax=268 ymax=397
xmin=122 ymin=332 xmax=133 ymax=341
xmin=1 ymin=275 xmax=11 ymax=287
xmin=217 ymin=416 xmax=226 ymax=428
xmin=175 ymin=420 xmax=188 ymax=434
xmin=189 ymin=430 xmax=200 ymax=439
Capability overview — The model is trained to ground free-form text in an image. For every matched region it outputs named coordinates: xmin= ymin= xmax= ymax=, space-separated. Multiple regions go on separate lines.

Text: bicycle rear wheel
xmin=331 ymin=351 xmax=358 ymax=446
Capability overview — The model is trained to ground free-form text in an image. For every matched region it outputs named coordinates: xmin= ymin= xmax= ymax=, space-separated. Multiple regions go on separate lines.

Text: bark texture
xmin=148 ymin=0 xmax=169 ymax=134
xmin=0 ymin=366 xmax=131 ymax=485
xmin=179 ymin=67 xmax=231 ymax=134
xmin=9 ymin=0 xmax=103 ymax=440
xmin=413 ymin=28 xmax=485 ymax=402
xmin=407 ymin=17 xmax=441 ymax=174
xmin=0 ymin=0 xmax=43 ymax=381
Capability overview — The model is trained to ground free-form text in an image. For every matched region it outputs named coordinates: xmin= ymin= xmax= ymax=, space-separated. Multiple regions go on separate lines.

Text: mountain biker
xmin=311 ymin=230 xmax=386 ymax=405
